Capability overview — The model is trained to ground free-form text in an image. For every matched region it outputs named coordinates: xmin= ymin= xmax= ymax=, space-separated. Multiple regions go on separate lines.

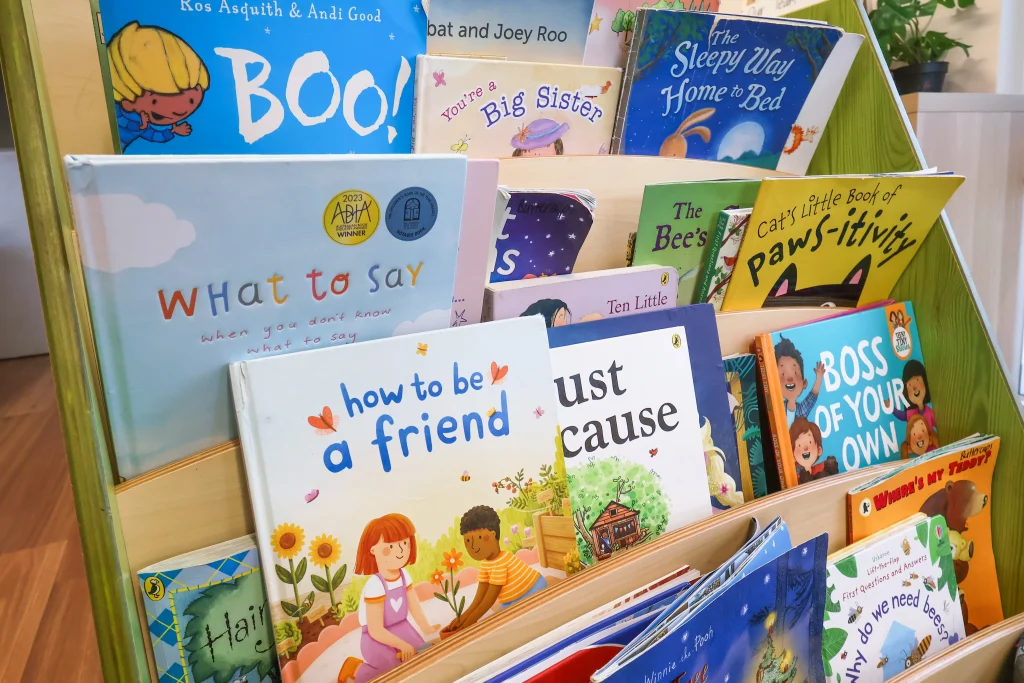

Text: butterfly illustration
xmin=416 ymin=343 xmax=428 ymax=356
xmin=305 ymin=489 xmax=319 ymax=503
xmin=307 ymin=406 xmax=338 ymax=434
xmin=491 ymin=361 xmax=509 ymax=384
xmin=533 ymin=406 xmax=545 ymax=418
xmin=450 ymin=136 xmax=470 ymax=154
xmin=460 ymin=470 xmax=471 ymax=482
xmin=432 ymin=70 xmax=446 ymax=87
xmin=649 ymin=448 xmax=659 ymax=457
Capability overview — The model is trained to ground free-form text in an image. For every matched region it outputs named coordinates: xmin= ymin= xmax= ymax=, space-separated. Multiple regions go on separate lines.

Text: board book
xmin=582 ymin=0 xmax=720 ymax=69
xmin=723 ymin=173 xmax=966 ymax=311
xmin=413 ymin=55 xmax=623 ymax=158
xmin=137 ymin=535 xmax=277 ymax=683
xmin=66 ymin=153 xmax=466 ymax=479
xmin=611 ymin=10 xmax=864 ymax=175
xmin=756 ymin=301 xmax=934 ymax=489
xmin=724 ymin=353 xmax=769 ymax=500
xmin=451 ymin=159 xmax=500 ymax=327
xmin=482 ymin=264 xmax=677 ymax=326
xmin=697 ymin=207 xmax=753 ymax=310
xmin=848 ymin=434 xmax=1002 ymax=635
xmin=93 ymin=0 xmax=425 ymax=154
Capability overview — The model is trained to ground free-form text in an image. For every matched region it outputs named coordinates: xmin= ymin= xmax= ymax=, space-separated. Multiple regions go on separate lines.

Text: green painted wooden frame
xmin=1 ymin=0 xmax=1021 ymax=680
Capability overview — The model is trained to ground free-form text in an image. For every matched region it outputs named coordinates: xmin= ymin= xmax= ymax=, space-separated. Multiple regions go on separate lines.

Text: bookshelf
xmin=1 ymin=0 xmax=1022 ymax=681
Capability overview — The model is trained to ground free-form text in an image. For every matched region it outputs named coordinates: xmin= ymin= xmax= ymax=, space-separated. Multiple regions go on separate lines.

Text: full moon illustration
xmin=717 ymin=121 xmax=766 ymax=161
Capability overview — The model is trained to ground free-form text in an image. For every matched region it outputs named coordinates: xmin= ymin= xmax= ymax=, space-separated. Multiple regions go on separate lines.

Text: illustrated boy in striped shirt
xmin=440 ymin=505 xmax=548 ymax=637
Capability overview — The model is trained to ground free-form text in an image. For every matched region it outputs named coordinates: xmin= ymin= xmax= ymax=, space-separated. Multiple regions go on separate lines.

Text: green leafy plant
xmin=274 ymin=620 xmax=301 ymax=656
xmin=869 ymin=0 xmax=976 ymax=67
xmin=432 ymin=550 xmax=467 ymax=621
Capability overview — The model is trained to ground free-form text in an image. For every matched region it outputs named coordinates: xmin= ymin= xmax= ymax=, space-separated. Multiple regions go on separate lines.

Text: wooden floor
xmin=0 ymin=355 xmax=102 ymax=682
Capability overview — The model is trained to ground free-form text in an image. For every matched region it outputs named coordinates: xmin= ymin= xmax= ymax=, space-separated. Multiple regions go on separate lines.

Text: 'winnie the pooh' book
xmin=231 ymin=317 xmax=570 ymax=682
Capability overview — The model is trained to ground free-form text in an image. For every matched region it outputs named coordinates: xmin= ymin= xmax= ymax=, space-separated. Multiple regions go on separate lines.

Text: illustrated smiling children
xmin=775 ymin=336 xmax=825 ymax=428
xmin=106 ymin=22 xmax=209 ymax=151
xmin=893 ymin=360 xmax=936 ymax=433
xmin=790 ymin=417 xmax=838 ymax=483
xmin=901 ymin=413 xmax=939 ymax=458
xmin=511 ymin=118 xmax=568 ymax=157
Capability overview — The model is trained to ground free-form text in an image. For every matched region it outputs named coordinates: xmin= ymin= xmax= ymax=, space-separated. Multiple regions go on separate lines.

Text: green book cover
xmin=631 ymin=180 xmax=762 ymax=305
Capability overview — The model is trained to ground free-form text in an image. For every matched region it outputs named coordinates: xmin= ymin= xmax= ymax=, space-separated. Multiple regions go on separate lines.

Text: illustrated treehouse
xmin=574 ymin=476 xmax=649 ymax=562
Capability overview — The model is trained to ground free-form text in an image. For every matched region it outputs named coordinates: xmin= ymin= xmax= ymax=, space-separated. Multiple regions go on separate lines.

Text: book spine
xmin=625 ymin=231 xmax=637 ymax=267
xmin=481 ymin=287 xmax=494 ymax=322
xmin=411 ymin=56 xmax=425 ymax=153
xmin=610 ymin=10 xmax=647 ymax=154
xmin=754 ymin=334 xmax=796 ymax=488
xmin=696 ymin=211 xmax=730 ymax=304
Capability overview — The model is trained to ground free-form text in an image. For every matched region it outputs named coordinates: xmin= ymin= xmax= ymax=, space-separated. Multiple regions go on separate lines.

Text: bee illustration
xmin=904 ymin=635 xmax=932 ymax=668
xmin=878 ymin=656 xmax=888 ymax=668
xmin=910 ymin=573 xmax=919 ymax=579
xmin=923 ymin=576 xmax=937 ymax=591
xmin=901 ymin=538 xmax=911 ymax=555
xmin=848 ymin=604 xmax=863 ymax=624
xmin=487 ymin=407 xmax=496 ymax=417
xmin=840 ymin=651 xmax=848 ymax=660
xmin=460 ymin=470 xmax=471 ymax=482
xmin=902 ymin=579 xmax=912 ymax=587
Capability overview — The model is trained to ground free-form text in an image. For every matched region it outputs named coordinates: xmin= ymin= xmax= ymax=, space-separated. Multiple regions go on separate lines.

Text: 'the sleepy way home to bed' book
xmin=724 ymin=353 xmax=770 ymax=500
xmin=755 ymin=302 xmax=933 ymax=490
xmin=723 ymin=173 xmax=966 ymax=311
xmin=697 ymin=207 xmax=753 ymax=310
xmin=451 ymin=159 xmax=500 ymax=327
xmin=66 ymin=154 xmax=467 ymax=479
xmin=821 ymin=514 xmax=967 ymax=682
xmin=628 ymin=179 xmax=761 ymax=306
xmin=93 ymin=0 xmax=425 ymax=154
xmin=231 ymin=317 xmax=569 ymax=682
xmin=611 ymin=10 xmax=864 ymax=175
xmin=482 ymin=264 xmax=677 ymax=326
xmin=138 ymin=536 xmax=277 ymax=683
xmin=413 ymin=55 xmax=623 ymax=158
xmin=583 ymin=0 xmax=720 ymax=69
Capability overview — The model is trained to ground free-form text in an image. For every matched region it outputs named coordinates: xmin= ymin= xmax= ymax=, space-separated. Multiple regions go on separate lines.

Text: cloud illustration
xmin=75 ymin=193 xmax=196 ymax=273
xmin=392 ymin=308 xmax=450 ymax=337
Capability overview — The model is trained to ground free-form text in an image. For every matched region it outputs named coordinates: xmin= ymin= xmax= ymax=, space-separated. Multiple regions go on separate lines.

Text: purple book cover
xmin=489 ymin=190 xmax=595 ymax=283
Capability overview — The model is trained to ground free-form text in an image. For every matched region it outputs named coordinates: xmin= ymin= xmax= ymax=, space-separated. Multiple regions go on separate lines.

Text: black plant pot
xmin=891 ymin=61 xmax=949 ymax=95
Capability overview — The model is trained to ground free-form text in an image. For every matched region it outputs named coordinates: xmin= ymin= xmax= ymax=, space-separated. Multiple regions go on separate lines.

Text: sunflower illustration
xmin=443 ymin=548 xmax=464 ymax=572
xmin=271 ymin=522 xmax=306 ymax=560
xmin=309 ymin=533 xmax=341 ymax=568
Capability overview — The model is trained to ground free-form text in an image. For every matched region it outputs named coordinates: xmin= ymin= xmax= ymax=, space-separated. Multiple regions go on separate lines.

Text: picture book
xmin=138 ymin=536 xmax=277 ymax=683
xmin=724 ymin=353 xmax=769 ymax=500
xmin=451 ymin=159 xmax=500 ymax=327
xmin=413 ymin=55 xmax=622 ymax=158
xmin=483 ymin=264 xmax=677 ymax=326
xmin=821 ymin=515 xmax=967 ymax=682
xmin=629 ymin=179 xmax=761 ymax=306
xmin=427 ymin=0 xmax=595 ymax=64
xmin=488 ymin=189 xmax=596 ymax=283
xmin=723 ymin=173 xmax=965 ymax=311
xmin=93 ymin=0 xmax=425 ymax=154
xmin=697 ymin=208 xmax=753 ymax=310
xmin=611 ymin=10 xmax=864 ymax=175
xmin=583 ymin=0 xmax=719 ymax=69
xmin=720 ymin=0 xmax=831 ymax=17
xmin=547 ymin=305 xmax=745 ymax=515
xmin=66 ymin=154 xmax=466 ymax=479
xmin=231 ymin=317 xmax=569 ymax=682
xmin=849 ymin=435 xmax=1002 ymax=634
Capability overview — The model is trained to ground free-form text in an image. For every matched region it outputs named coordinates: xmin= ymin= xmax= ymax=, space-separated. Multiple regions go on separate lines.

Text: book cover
xmin=822 ymin=516 xmax=967 ymax=682
xmin=612 ymin=10 xmax=863 ymax=175
xmin=547 ymin=305 xmax=745 ymax=515
xmin=489 ymin=189 xmax=596 ymax=283
xmin=724 ymin=353 xmax=769 ymax=500
xmin=723 ymin=174 xmax=965 ymax=311
xmin=582 ymin=0 xmax=719 ymax=69
xmin=413 ymin=55 xmax=622 ymax=158
xmin=138 ymin=537 xmax=277 ymax=683
xmin=66 ymin=154 xmax=466 ymax=479
xmin=720 ymin=0 xmax=832 ymax=17
xmin=629 ymin=179 xmax=761 ymax=306
xmin=483 ymin=265 xmax=677 ymax=326
xmin=231 ymin=317 xmax=570 ymax=682
xmin=756 ymin=302 xmax=934 ymax=489
xmin=697 ymin=208 xmax=752 ymax=310
xmin=427 ymin=0 xmax=595 ymax=64
xmin=848 ymin=435 xmax=1002 ymax=634
xmin=451 ymin=159 xmax=500 ymax=327
xmin=95 ymin=1 xmax=425 ymax=154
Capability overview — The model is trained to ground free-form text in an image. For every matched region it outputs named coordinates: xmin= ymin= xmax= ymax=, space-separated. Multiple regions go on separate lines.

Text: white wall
xmin=927 ymin=1 xmax=1002 ymax=93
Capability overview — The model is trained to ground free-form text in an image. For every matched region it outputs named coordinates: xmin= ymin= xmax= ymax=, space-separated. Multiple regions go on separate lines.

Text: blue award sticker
xmin=386 ymin=187 xmax=438 ymax=241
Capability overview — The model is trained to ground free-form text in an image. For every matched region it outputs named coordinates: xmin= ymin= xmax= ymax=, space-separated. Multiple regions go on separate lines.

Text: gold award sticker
xmin=323 ymin=190 xmax=380 ymax=246
xmin=144 ymin=576 xmax=165 ymax=601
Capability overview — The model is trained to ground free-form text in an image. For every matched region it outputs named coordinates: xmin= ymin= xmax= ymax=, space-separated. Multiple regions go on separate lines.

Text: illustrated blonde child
xmin=106 ymin=22 xmax=209 ymax=150
xmin=338 ymin=514 xmax=439 ymax=683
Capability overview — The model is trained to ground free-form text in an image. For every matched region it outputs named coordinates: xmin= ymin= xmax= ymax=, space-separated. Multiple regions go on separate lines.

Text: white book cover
xmin=231 ymin=317 xmax=570 ymax=683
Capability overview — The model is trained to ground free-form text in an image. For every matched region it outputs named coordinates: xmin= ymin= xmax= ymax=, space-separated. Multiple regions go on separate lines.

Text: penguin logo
xmin=144 ymin=576 xmax=165 ymax=601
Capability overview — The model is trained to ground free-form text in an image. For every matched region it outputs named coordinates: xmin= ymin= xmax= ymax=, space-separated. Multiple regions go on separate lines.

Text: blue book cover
xmin=95 ymin=0 xmax=425 ymax=154
xmin=547 ymin=305 xmax=745 ymax=512
xmin=611 ymin=11 xmax=863 ymax=175
xmin=66 ymin=154 xmax=466 ymax=479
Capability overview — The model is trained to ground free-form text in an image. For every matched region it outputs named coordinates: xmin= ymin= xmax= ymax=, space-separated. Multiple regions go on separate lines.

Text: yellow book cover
xmin=848 ymin=435 xmax=1002 ymax=634
xmin=722 ymin=174 xmax=964 ymax=311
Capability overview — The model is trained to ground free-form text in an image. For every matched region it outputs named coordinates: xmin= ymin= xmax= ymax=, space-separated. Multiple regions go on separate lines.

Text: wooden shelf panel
xmin=889 ymin=613 xmax=1024 ymax=682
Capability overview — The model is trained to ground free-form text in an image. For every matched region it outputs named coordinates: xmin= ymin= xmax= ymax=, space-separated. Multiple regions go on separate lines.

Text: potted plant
xmin=869 ymin=0 xmax=975 ymax=95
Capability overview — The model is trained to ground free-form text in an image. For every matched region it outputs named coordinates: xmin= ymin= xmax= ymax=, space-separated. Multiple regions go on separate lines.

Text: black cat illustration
xmin=762 ymin=255 xmax=871 ymax=308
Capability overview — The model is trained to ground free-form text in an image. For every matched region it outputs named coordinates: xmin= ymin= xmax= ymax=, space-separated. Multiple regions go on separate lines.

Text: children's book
xmin=720 ymin=0 xmax=831 ymax=17
xmin=628 ymin=179 xmax=761 ymax=306
xmin=755 ymin=301 xmax=934 ymax=489
xmin=548 ymin=305 xmax=745 ymax=516
xmin=611 ymin=11 xmax=864 ymax=175
xmin=427 ymin=0 xmax=596 ymax=64
xmin=489 ymin=189 xmax=596 ymax=283
xmin=66 ymin=154 xmax=466 ymax=479
xmin=724 ymin=353 xmax=769 ymax=500
xmin=483 ymin=264 xmax=677 ymax=326
xmin=583 ymin=0 xmax=720 ymax=69
xmin=821 ymin=514 xmax=967 ymax=682
xmin=451 ymin=159 xmax=500 ymax=327
xmin=138 ymin=536 xmax=277 ymax=683
xmin=413 ymin=55 xmax=622 ymax=158
xmin=231 ymin=317 xmax=570 ymax=682
xmin=723 ymin=173 xmax=965 ymax=311
xmin=697 ymin=208 xmax=753 ymax=310
xmin=848 ymin=434 xmax=1002 ymax=635
xmin=93 ymin=1 xmax=425 ymax=154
